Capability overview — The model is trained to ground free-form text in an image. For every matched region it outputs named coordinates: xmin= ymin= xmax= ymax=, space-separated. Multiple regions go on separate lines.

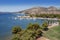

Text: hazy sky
xmin=0 ymin=0 xmax=60 ymax=12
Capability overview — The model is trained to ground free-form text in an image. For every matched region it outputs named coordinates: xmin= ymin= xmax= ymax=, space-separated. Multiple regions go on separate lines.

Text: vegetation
xmin=29 ymin=14 xmax=60 ymax=18
xmin=43 ymin=26 xmax=60 ymax=40
xmin=42 ymin=22 xmax=48 ymax=31
xmin=27 ymin=23 xmax=41 ymax=30
xmin=12 ymin=22 xmax=48 ymax=40
xmin=12 ymin=26 xmax=22 ymax=34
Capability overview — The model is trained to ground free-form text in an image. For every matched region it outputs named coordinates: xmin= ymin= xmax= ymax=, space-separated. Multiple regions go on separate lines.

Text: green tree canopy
xmin=12 ymin=26 xmax=22 ymax=34
xmin=27 ymin=23 xmax=41 ymax=30
xmin=42 ymin=22 xmax=48 ymax=31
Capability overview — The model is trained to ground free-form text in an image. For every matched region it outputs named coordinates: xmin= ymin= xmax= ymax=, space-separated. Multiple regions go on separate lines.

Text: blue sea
xmin=0 ymin=13 xmax=47 ymax=40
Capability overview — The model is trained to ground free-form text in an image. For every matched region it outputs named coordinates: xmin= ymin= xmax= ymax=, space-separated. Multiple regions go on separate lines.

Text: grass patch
xmin=43 ymin=26 xmax=60 ymax=40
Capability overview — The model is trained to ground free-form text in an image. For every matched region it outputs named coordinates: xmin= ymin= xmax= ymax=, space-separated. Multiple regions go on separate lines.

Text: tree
xmin=12 ymin=23 xmax=43 ymax=40
xmin=42 ymin=22 xmax=48 ymax=31
xmin=26 ymin=23 xmax=43 ymax=39
xmin=27 ymin=23 xmax=33 ymax=30
xmin=12 ymin=26 xmax=22 ymax=34
xmin=27 ymin=23 xmax=41 ymax=30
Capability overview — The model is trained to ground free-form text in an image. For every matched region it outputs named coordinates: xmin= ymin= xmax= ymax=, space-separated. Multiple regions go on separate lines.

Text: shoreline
xmin=16 ymin=16 xmax=60 ymax=20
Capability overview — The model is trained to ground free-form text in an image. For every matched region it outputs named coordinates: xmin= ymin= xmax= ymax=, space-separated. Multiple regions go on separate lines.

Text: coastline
xmin=17 ymin=16 xmax=60 ymax=20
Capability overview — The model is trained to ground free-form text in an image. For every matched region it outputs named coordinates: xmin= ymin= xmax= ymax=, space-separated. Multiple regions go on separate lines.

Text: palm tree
xmin=42 ymin=22 xmax=48 ymax=31
xmin=27 ymin=23 xmax=43 ymax=39
xmin=27 ymin=23 xmax=41 ymax=30
xmin=12 ymin=23 xmax=43 ymax=40
xmin=12 ymin=26 xmax=22 ymax=34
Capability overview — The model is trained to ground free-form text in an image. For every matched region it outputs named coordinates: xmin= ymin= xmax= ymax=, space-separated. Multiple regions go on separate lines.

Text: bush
xmin=12 ymin=26 xmax=22 ymax=34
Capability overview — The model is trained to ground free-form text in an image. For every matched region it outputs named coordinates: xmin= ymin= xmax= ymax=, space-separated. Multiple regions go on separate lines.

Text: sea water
xmin=0 ymin=13 xmax=47 ymax=40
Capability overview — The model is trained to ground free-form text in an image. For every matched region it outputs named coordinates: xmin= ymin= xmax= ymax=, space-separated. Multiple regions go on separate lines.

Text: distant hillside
xmin=19 ymin=6 xmax=60 ymax=14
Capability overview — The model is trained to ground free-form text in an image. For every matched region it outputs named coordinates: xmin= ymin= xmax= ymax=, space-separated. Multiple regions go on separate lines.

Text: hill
xmin=19 ymin=6 xmax=60 ymax=14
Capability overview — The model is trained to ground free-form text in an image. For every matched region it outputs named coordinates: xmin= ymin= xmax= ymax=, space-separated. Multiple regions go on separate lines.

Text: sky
xmin=0 ymin=0 xmax=60 ymax=12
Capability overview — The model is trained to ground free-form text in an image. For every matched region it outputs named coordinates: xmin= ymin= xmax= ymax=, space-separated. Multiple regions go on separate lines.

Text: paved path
xmin=37 ymin=37 xmax=50 ymax=40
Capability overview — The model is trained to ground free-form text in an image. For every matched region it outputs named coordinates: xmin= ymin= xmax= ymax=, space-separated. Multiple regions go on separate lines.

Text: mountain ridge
xmin=19 ymin=6 xmax=60 ymax=14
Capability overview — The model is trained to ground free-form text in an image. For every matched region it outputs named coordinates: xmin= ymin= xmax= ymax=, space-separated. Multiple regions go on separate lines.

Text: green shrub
xmin=12 ymin=26 xmax=22 ymax=34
